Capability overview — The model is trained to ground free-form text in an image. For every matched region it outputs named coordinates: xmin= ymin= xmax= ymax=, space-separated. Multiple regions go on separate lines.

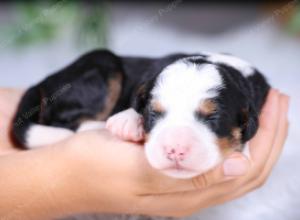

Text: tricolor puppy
xmin=11 ymin=50 xmax=270 ymax=179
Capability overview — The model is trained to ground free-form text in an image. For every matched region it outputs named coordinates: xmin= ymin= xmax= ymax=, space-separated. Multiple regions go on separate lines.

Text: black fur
xmin=12 ymin=50 xmax=124 ymax=147
xmin=134 ymin=57 xmax=270 ymax=144
xmin=11 ymin=49 xmax=270 ymax=149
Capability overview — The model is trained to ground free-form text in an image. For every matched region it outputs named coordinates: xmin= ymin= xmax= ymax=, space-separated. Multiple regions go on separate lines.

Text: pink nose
xmin=160 ymin=127 xmax=195 ymax=162
xmin=165 ymin=146 xmax=189 ymax=161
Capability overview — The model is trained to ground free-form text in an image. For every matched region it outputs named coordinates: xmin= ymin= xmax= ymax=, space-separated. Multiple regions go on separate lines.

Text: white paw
xmin=106 ymin=108 xmax=144 ymax=142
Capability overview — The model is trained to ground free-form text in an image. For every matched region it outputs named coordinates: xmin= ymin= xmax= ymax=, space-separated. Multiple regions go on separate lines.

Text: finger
xmin=142 ymin=90 xmax=283 ymax=214
xmin=190 ymin=153 xmax=249 ymax=190
xmin=137 ymin=154 xmax=250 ymax=216
xmin=138 ymin=158 xmax=249 ymax=218
xmin=251 ymin=93 xmax=289 ymax=187
xmin=208 ymin=89 xmax=281 ymax=192
xmin=137 ymin=189 xmax=213 ymax=217
xmin=248 ymin=89 xmax=280 ymax=171
xmin=140 ymin=153 xmax=250 ymax=195
xmin=177 ymin=91 xmax=286 ymax=211
xmin=209 ymin=93 xmax=290 ymax=205
xmin=139 ymin=91 xmax=285 ymax=216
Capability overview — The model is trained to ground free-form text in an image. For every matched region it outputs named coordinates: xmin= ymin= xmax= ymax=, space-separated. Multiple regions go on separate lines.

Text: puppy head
xmin=135 ymin=57 xmax=258 ymax=179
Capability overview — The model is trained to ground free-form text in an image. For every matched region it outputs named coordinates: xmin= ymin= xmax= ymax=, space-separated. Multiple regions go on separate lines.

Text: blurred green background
xmin=1 ymin=1 xmax=300 ymax=51
xmin=0 ymin=1 xmax=108 ymax=50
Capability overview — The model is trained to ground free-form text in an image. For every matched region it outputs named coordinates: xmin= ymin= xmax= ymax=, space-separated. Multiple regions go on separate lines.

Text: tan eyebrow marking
xmin=197 ymin=99 xmax=217 ymax=115
xmin=151 ymin=99 xmax=165 ymax=113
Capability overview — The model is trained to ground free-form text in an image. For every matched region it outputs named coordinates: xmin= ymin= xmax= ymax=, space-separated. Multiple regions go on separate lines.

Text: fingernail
xmin=223 ymin=157 xmax=248 ymax=176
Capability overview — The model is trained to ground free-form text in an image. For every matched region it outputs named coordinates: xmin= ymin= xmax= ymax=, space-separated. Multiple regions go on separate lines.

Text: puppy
xmin=11 ymin=49 xmax=270 ymax=179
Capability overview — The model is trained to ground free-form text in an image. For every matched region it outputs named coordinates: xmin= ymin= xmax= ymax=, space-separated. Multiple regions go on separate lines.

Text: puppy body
xmin=11 ymin=49 xmax=270 ymax=178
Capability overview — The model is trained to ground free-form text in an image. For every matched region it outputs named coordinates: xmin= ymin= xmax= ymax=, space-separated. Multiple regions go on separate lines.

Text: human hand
xmin=0 ymin=88 xmax=289 ymax=218
xmin=62 ymin=89 xmax=289 ymax=217
xmin=0 ymin=88 xmax=24 ymax=155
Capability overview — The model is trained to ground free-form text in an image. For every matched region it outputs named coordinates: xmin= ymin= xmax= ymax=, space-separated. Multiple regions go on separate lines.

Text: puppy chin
xmin=158 ymin=159 xmax=221 ymax=179
xmin=161 ymin=169 xmax=201 ymax=179
xmin=145 ymin=141 xmax=222 ymax=179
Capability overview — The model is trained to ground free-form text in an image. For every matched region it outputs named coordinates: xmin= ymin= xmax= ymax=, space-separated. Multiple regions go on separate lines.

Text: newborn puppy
xmin=11 ymin=49 xmax=270 ymax=179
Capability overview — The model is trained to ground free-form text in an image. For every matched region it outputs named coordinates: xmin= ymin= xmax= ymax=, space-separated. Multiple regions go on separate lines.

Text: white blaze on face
xmin=145 ymin=61 xmax=224 ymax=179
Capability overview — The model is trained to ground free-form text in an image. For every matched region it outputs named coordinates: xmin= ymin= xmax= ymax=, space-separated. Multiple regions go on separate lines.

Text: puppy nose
xmin=159 ymin=126 xmax=195 ymax=162
xmin=164 ymin=145 xmax=189 ymax=161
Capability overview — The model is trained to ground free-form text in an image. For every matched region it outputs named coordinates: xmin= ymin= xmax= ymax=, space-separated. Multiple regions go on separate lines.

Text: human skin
xmin=0 ymin=88 xmax=289 ymax=220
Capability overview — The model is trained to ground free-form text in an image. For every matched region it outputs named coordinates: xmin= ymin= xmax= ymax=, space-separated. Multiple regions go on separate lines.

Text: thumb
xmin=190 ymin=153 xmax=250 ymax=190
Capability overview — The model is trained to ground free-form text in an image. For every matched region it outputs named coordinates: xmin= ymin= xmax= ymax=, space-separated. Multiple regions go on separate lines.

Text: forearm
xmin=0 ymin=144 xmax=83 ymax=220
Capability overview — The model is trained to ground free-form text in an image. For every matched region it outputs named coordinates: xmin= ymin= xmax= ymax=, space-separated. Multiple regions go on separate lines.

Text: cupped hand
xmin=62 ymin=89 xmax=289 ymax=217
xmin=0 ymin=88 xmax=289 ymax=218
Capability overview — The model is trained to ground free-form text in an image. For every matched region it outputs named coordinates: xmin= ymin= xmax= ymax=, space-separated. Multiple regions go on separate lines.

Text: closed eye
xmin=150 ymin=109 xmax=165 ymax=119
xmin=144 ymin=107 xmax=166 ymax=132
xmin=197 ymin=99 xmax=217 ymax=116
xmin=195 ymin=111 xmax=220 ymax=132
xmin=204 ymin=112 xmax=219 ymax=121
xmin=195 ymin=111 xmax=216 ymax=121
xmin=149 ymin=99 xmax=166 ymax=119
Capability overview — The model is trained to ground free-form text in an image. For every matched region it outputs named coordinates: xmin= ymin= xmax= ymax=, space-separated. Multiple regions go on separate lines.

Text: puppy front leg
xmin=106 ymin=108 xmax=144 ymax=142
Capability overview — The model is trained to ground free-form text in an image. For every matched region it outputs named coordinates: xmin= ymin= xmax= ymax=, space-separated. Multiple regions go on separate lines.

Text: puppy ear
xmin=132 ymin=83 xmax=149 ymax=113
xmin=132 ymin=74 xmax=157 ymax=113
xmin=241 ymin=102 xmax=259 ymax=142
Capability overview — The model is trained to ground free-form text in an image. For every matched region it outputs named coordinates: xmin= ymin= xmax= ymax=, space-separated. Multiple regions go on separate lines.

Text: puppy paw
xmin=106 ymin=108 xmax=144 ymax=142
